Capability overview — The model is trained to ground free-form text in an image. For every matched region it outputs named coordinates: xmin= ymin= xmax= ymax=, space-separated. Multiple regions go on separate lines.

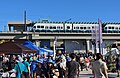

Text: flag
xmin=95 ymin=24 xmax=99 ymax=53
xmin=98 ymin=19 xmax=103 ymax=54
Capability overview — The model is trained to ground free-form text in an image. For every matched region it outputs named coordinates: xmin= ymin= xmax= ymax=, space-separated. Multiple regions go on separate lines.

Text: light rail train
xmin=31 ymin=22 xmax=120 ymax=33
xmin=32 ymin=23 xmax=98 ymax=32
xmin=104 ymin=24 xmax=120 ymax=33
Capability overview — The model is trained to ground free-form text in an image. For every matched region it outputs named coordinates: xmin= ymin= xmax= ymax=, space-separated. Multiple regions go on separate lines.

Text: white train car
xmin=32 ymin=22 xmax=100 ymax=32
xmin=104 ymin=24 xmax=120 ymax=33
xmin=73 ymin=23 xmax=98 ymax=32
xmin=32 ymin=23 xmax=64 ymax=32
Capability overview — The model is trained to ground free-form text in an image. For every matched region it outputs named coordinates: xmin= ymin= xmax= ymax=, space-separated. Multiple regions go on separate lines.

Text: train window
xmin=61 ymin=27 xmax=63 ymax=29
xmin=76 ymin=27 xmax=79 ymax=29
xmin=41 ymin=26 xmax=44 ymax=28
xmin=50 ymin=26 xmax=52 ymax=29
xmin=45 ymin=26 xmax=48 ymax=29
xmin=33 ymin=26 xmax=36 ymax=28
xmin=84 ymin=27 xmax=86 ymax=29
xmin=74 ymin=27 xmax=75 ymax=29
xmin=119 ymin=28 xmax=120 ymax=29
xmin=87 ymin=27 xmax=90 ymax=29
xmin=80 ymin=27 xmax=83 ymax=29
xmin=92 ymin=26 xmax=94 ymax=29
xmin=112 ymin=27 xmax=114 ymax=29
xmin=67 ymin=26 xmax=70 ymax=29
xmin=53 ymin=27 xmax=56 ymax=29
xmin=109 ymin=27 xmax=111 ymax=29
xmin=57 ymin=27 xmax=60 ymax=29
xmin=37 ymin=25 xmax=40 ymax=28
xmin=115 ymin=27 xmax=118 ymax=29
xmin=105 ymin=27 xmax=107 ymax=29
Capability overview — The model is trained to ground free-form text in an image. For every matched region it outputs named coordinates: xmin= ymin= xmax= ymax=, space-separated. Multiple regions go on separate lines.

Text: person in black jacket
xmin=66 ymin=53 xmax=80 ymax=78
xmin=35 ymin=59 xmax=46 ymax=78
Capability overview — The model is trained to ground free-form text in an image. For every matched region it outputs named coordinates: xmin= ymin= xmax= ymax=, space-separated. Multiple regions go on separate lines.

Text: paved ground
xmin=78 ymin=69 xmax=119 ymax=78
xmin=0 ymin=68 xmax=119 ymax=78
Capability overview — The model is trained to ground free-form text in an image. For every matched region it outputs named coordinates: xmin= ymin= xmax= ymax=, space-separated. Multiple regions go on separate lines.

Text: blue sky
xmin=0 ymin=0 xmax=120 ymax=31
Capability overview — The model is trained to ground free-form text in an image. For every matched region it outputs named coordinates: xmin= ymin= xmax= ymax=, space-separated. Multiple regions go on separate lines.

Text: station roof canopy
xmin=8 ymin=21 xmax=33 ymax=26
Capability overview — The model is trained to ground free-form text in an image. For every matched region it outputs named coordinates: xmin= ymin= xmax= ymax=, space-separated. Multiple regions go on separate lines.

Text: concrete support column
xmin=92 ymin=44 xmax=94 ymax=54
xmin=53 ymin=40 xmax=56 ymax=60
xmin=86 ymin=40 xmax=90 ymax=53
xmin=53 ymin=36 xmax=57 ymax=60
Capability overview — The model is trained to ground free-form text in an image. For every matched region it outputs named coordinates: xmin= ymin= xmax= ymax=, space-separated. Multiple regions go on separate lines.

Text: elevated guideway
xmin=0 ymin=32 xmax=119 ymax=40
xmin=0 ymin=31 xmax=119 ymax=54
xmin=32 ymin=32 xmax=120 ymax=40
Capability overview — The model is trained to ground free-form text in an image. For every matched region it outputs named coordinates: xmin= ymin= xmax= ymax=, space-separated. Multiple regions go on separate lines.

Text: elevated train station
xmin=4 ymin=20 xmax=120 ymax=54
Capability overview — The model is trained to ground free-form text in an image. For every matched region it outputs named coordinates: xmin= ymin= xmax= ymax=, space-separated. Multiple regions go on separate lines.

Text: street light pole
xmin=53 ymin=36 xmax=57 ymax=60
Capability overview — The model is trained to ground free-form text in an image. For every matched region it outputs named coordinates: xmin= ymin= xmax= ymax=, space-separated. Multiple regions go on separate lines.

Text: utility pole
xmin=24 ymin=10 xmax=26 ymax=32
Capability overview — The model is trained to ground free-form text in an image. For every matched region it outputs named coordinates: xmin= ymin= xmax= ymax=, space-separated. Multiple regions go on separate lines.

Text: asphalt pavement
xmin=0 ymin=68 xmax=119 ymax=78
xmin=78 ymin=68 xmax=119 ymax=78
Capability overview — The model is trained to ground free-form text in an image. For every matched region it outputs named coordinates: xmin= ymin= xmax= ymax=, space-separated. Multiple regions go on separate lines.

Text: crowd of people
xmin=0 ymin=50 xmax=120 ymax=78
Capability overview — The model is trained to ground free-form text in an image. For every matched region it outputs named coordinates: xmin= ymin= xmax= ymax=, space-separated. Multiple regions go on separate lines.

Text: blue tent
xmin=22 ymin=41 xmax=39 ymax=50
xmin=38 ymin=47 xmax=53 ymax=55
xmin=22 ymin=41 xmax=53 ymax=55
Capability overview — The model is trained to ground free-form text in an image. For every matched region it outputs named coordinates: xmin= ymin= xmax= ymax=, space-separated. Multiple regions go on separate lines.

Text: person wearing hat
xmin=46 ymin=59 xmax=59 ymax=78
xmin=35 ymin=59 xmax=47 ymax=78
